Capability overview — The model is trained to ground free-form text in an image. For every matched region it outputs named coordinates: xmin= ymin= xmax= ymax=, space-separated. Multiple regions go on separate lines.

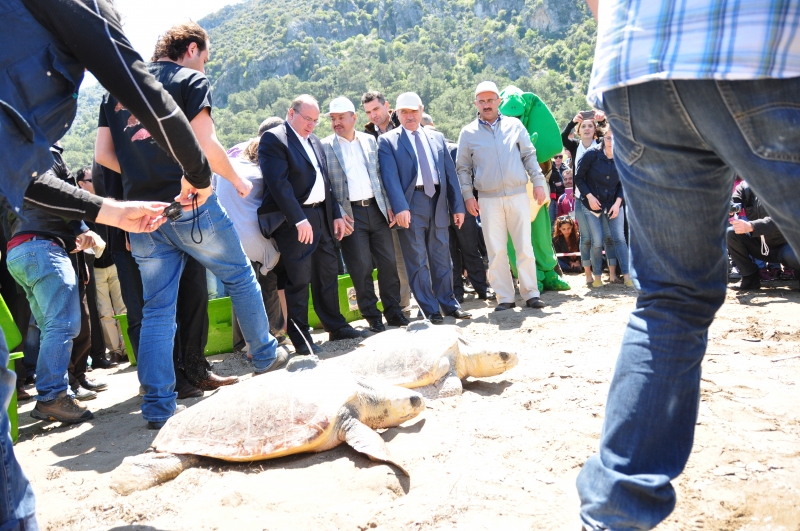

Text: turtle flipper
xmin=435 ymin=368 xmax=463 ymax=398
xmin=343 ymin=419 xmax=409 ymax=476
xmin=110 ymin=452 xmax=200 ymax=495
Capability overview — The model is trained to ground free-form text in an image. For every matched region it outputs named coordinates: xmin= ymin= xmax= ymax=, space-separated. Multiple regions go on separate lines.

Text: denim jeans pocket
xmin=172 ymin=209 xmax=217 ymax=247
xmin=603 ymin=86 xmax=644 ymax=167
xmin=130 ymin=232 xmax=156 ymax=259
xmin=7 ymin=250 xmax=37 ymax=285
xmin=717 ymin=79 xmax=800 ymax=162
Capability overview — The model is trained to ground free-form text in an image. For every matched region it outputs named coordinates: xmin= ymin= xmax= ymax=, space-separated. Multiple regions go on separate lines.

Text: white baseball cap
xmin=325 ymin=96 xmax=356 ymax=115
xmin=475 ymin=81 xmax=500 ymax=98
xmin=395 ymin=92 xmax=423 ymax=110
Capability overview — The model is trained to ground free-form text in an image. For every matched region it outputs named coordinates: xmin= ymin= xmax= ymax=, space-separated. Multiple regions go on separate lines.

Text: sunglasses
xmin=554 ymin=156 xmax=563 ymax=159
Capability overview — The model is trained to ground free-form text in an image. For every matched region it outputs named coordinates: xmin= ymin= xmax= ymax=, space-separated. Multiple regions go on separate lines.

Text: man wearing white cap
xmin=377 ymin=92 xmax=471 ymax=324
xmin=321 ymin=97 xmax=409 ymax=333
xmin=456 ymin=81 xmax=547 ymax=310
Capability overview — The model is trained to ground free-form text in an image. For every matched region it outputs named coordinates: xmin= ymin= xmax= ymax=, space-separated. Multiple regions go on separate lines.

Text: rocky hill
xmin=62 ymin=0 xmax=596 ymax=169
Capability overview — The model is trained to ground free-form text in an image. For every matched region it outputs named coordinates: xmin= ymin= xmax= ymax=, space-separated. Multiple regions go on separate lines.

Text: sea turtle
xmin=289 ymin=322 xmax=519 ymax=399
xmin=110 ymin=365 xmax=424 ymax=495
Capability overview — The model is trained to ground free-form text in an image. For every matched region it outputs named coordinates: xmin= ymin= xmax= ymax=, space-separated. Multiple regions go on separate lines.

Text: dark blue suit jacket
xmin=377 ymin=127 xmax=465 ymax=228
xmin=257 ymin=121 xmax=340 ymax=239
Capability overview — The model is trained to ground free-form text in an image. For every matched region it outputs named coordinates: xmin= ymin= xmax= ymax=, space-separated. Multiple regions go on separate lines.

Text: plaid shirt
xmin=588 ymin=0 xmax=800 ymax=106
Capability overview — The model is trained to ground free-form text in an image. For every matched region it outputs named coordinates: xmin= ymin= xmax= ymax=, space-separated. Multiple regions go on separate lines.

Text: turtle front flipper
xmin=416 ymin=368 xmax=463 ymax=399
xmin=342 ymin=417 xmax=409 ymax=476
xmin=110 ymin=452 xmax=200 ymax=495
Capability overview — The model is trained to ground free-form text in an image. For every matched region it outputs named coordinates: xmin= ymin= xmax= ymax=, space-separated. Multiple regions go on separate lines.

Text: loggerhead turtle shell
xmin=328 ymin=324 xmax=463 ymax=388
xmin=153 ymin=366 xmax=368 ymax=461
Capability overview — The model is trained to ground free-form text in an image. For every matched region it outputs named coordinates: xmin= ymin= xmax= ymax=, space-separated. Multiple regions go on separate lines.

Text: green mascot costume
xmin=498 ymin=85 xmax=570 ymax=292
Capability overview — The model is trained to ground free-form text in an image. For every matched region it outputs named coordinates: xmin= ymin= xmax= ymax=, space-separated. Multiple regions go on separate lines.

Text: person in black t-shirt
xmin=95 ymin=23 xmax=287 ymax=430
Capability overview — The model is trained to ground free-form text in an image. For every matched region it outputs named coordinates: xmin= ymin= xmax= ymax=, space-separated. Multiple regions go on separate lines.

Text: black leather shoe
xmin=295 ymin=343 xmax=322 ymax=355
xmin=368 ymin=321 xmax=386 ymax=333
xmin=494 ymin=302 xmax=516 ymax=312
xmin=477 ymin=291 xmax=497 ymax=300
xmin=526 ymin=297 xmax=546 ymax=309
xmin=448 ymin=309 xmax=472 ymax=319
xmin=429 ymin=313 xmax=444 ymax=324
xmin=176 ymin=382 xmax=203 ymax=399
xmin=78 ymin=377 xmax=108 ymax=391
xmin=90 ymin=355 xmax=118 ymax=369
xmin=386 ymin=313 xmax=410 ymax=327
xmin=735 ymin=273 xmax=761 ymax=291
xmin=329 ymin=326 xmax=370 ymax=341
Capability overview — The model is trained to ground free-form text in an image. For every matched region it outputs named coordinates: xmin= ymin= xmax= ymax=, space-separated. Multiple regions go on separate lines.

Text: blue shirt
xmin=588 ymin=0 xmax=800 ymax=106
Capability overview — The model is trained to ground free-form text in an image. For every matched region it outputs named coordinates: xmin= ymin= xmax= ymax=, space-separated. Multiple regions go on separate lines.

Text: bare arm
xmin=94 ymin=127 xmax=121 ymax=173
xmin=190 ymin=108 xmax=251 ymax=197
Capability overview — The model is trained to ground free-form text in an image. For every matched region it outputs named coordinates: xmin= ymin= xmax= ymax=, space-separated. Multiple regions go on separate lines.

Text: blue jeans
xmin=129 ymin=194 xmax=278 ymax=422
xmin=575 ymin=200 xmax=618 ymax=269
xmin=7 ymin=241 xmax=80 ymax=402
xmin=0 ymin=328 xmax=38 ymax=531
xmin=577 ymin=78 xmax=800 ymax=530
xmin=582 ymin=208 xmax=629 ymax=276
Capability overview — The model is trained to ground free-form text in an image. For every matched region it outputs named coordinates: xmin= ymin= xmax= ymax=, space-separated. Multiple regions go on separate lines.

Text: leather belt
xmin=351 ymin=198 xmax=374 ymax=207
xmin=303 ymin=201 xmax=324 ymax=208
xmin=414 ymin=184 xmax=441 ymax=192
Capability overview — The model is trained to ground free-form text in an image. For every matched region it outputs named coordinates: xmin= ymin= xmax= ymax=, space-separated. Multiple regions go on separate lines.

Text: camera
xmin=729 ymin=202 xmax=742 ymax=216
xmin=163 ymin=201 xmax=183 ymax=222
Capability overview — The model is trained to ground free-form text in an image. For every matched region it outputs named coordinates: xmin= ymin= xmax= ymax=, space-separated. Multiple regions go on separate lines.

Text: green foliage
xmin=63 ymin=0 xmax=596 ymax=161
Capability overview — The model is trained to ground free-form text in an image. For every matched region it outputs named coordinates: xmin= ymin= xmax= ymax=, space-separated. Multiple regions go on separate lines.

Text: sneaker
xmin=253 ymin=346 xmax=290 ymax=375
xmin=73 ymin=387 xmax=97 ymax=401
xmin=30 ymin=391 xmax=93 ymax=424
xmin=728 ymin=266 xmax=742 ymax=281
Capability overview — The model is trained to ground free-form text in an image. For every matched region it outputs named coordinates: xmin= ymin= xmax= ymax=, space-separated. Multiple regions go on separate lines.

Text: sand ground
xmin=13 ymin=274 xmax=800 ymax=531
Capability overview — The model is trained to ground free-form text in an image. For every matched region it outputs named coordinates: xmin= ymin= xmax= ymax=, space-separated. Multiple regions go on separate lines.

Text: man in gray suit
xmin=321 ymin=97 xmax=409 ymax=333
xmin=377 ymin=92 xmax=472 ymax=324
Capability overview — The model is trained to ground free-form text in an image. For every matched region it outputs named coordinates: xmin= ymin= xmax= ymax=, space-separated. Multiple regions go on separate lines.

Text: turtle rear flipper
xmin=342 ymin=418 xmax=409 ymax=476
xmin=111 ymin=452 xmax=200 ymax=495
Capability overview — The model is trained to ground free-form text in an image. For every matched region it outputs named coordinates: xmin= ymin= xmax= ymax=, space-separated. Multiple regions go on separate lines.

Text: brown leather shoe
xmin=194 ymin=372 xmax=239 ymax=391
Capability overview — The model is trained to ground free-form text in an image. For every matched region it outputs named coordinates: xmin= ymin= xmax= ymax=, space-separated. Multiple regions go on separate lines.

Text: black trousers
xmin=339 ymin=202 xmax=402 ymax=324
xmin=727 ymin=227 xmax=800 ymax=277
xmin=232 ymin=262 xmax=284 ymax=351
xmin=272 ymin=205 xmax=347 ymax=349
xmin=174 ymin=256 xmax=210 ymax=386
xmin=68 ymin=279 xmax=91 ymax=389
xmin=85 ymin=255 xmax=106 ymax=361
xmin=449 ymin=212 xmax=489 ymax=299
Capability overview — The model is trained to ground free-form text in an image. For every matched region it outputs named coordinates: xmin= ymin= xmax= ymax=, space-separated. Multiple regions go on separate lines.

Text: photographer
xmin=728 ymin=181 xmax=800 ymax=290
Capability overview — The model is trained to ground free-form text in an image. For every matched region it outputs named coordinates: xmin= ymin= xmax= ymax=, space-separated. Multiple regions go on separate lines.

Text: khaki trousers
xmin=94 ymin=263 xmax=126 ymax=351
xmin=480 ymin=193 xmax=539 ymax=303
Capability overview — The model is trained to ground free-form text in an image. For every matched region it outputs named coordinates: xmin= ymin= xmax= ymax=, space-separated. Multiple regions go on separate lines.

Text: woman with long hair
xmin=563 ymin=113 xmax=620 ymax=285
xmin=552 ymin=216 xmax=582 ymax=273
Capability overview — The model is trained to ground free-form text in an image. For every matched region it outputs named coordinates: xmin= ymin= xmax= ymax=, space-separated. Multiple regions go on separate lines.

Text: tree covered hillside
xmin=62 ymin=0 xmax=596 ymax=170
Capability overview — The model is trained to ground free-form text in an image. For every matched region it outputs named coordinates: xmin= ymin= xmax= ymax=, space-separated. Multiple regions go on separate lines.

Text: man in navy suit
xmin=377 ymin=92 xmax=472 ymax=324
xmin=257 ymin=95 xmax=368 ymax=353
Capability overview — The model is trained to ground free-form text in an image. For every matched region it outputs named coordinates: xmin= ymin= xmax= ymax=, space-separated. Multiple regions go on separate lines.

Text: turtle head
xmin=357 ymin=379 xmax=426 ymax=429
xmin=458 ymin=336 xmax=519 ymax=378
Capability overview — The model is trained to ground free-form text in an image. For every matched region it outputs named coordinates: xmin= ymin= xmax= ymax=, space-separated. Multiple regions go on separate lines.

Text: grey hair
xmin=289 ymin=94 xmax=319 ymax=116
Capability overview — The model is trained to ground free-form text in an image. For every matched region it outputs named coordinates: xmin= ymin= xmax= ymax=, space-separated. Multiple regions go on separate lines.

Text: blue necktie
xmin=412 ymin=131 xmax=436 ymax=197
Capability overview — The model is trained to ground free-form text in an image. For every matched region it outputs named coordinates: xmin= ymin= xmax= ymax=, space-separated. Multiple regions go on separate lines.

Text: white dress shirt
xmin=288 ymin=123 xmax=326 ymax=205
xmin=402 ymin=127 xmax=440 ymax=186
xmin=336 ymin=135 xmax=374 ymax=202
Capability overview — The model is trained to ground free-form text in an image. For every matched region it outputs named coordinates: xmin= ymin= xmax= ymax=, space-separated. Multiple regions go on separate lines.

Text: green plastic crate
xmin=0 ymin=296 xmax=22 ymax=352
xmin=7 ymin=352 xmax=23 ymax=443
xmin=115 ymin=297 xmax=235 ymax=366
xmin=115 ymin=273 xmax=376 ymax=361
xmin=307 ymin=272 xmax=380 ymax=329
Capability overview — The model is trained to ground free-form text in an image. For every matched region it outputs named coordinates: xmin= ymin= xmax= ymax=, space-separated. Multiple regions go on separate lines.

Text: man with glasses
xmin=456 ymin=81 xmax=547 ymax=311
xmin=258 ymin=95 xmax=369 ymax=354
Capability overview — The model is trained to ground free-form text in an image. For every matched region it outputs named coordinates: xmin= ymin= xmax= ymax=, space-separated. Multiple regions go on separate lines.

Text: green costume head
xmin=498 ymin=85 xmax=562 ymax=163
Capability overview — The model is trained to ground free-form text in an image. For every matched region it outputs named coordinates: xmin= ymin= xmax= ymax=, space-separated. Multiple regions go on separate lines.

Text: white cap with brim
xmin=475 ymin=81 xmax=500 ymax=98
xmin=395 ymin=92 xmax=423 ymax=110
xmin=325 ymin=97 xmax=356 ymax=116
